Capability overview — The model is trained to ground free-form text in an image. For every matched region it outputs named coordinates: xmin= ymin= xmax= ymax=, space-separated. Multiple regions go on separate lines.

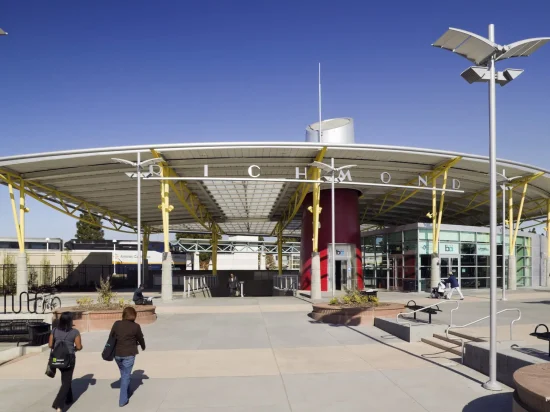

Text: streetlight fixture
xmin=112 ymin=154 xmax=163 ymax=287
xmin=113 ymin=239 xmax=117 ymax=276
xmin=309 ymin=159 xmax=356 ymax=297
xmin=433 ymin=25 xmax=550 ymax=391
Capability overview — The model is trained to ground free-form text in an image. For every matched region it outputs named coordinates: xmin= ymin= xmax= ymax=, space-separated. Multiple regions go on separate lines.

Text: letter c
xmin=248 ymin=165 xmax=261 ymax=178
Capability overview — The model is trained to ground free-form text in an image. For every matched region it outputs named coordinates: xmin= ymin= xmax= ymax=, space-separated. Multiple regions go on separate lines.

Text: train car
xmin=64 ymin=239 xmax=189 ymax=271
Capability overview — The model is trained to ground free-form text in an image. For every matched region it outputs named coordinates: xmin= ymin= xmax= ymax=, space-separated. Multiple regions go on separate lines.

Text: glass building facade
xmin=362 ymin=223 xmax=540 ymax=291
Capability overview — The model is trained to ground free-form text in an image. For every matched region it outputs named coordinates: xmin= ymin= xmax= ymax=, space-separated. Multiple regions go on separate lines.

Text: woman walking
xmin=50 ymin=312 xmax=82 ymax=412
xmin=110 ymin=306 xmax=146 ymax=407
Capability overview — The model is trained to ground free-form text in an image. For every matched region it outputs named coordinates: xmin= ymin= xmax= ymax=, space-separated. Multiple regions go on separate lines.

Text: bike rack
xmin=2 ymin=291 xmax=41 ymax=314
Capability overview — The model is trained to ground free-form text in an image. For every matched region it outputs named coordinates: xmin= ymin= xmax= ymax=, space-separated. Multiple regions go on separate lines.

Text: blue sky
xmin=1 ymin=0 xmax=549 ymax=241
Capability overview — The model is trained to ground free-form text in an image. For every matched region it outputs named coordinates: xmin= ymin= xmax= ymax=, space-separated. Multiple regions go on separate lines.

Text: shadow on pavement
xmin=66 ymin=373 xmax=97 ymax=411
xmin=462 ymin=392 xmax=512 ymax=411
xmin=110 ymin=369 xmax=150 ymax=396
xmin=311 ymin=319 xmax=487 ymax=386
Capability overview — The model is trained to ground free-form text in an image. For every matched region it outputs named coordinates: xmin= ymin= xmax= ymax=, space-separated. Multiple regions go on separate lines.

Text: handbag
xmin=45 ymin=362 xmax=56 ymax=378
xmin=102 ymin=323 xmax=117 ymax=361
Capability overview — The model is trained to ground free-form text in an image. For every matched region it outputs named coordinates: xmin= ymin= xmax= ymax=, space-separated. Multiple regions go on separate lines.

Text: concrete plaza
xmin=0 ymin=294 xmax=523 ymax=412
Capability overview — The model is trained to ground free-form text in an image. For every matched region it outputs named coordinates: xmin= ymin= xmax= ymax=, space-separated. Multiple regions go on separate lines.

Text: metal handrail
xmin=397 ymin=299 xmax=460 ymax=327
xmin=445 ymin=308 xmax=521 ymax=363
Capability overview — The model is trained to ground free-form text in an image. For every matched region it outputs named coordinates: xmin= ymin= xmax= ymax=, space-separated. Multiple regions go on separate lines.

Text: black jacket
xmin=110 ymin=320 xmax=146 ymax=357
xmin=228 ymin=277 xmax=239 ymax=289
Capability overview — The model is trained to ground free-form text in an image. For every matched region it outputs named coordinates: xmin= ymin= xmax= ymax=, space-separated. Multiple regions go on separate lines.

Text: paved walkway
xmin=0 ymin=296 xmax=514 ymax=412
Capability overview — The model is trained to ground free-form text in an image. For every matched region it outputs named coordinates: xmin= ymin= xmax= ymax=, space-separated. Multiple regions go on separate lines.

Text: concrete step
xmin=448 ymin=329 xmax=486 ymax=342
xmin=432 ymin=333 xmax=464 ymax=345
xmin=421 ymin=337 xmax=463 ymax=356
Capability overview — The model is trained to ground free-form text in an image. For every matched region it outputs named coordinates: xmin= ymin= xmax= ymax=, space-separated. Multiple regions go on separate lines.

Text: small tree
xmin=40 ymin=256 xmax=53 ymax=285
xmin=75 ymin=213 xmax=105 ymax=240
xmin=1 ymin=254 xmax=16 ymax=293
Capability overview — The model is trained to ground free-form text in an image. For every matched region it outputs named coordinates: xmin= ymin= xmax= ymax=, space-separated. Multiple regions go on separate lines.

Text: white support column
xmin=260 ymin=253 xmax=266 ymax=270
xmin=194 ymin=253 xmax=200 ymax=271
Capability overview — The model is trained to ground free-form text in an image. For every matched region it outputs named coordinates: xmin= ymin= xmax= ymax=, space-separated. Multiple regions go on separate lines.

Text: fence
xmin=0 ymin=264 xmax=136 ymax=292
xmin=273 ymin=274 xmax=299 ymax=291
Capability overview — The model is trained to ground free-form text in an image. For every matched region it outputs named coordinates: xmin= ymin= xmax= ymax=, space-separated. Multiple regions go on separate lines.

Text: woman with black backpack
xmin=49 ymin=312 xmax=83 ymax=412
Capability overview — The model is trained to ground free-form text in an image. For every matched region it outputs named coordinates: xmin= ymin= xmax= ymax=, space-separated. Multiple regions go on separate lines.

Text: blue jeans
xmin=115 ymin=356 xmax=135 ymax=406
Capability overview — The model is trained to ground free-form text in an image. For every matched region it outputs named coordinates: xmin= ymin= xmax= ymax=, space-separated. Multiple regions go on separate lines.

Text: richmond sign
xmin=147 ymin=164 xmax=461 ymax=189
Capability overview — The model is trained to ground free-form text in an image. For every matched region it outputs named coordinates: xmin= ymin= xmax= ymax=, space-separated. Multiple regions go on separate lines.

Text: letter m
xmin=338 ymin=169 xmax=353 ymax=182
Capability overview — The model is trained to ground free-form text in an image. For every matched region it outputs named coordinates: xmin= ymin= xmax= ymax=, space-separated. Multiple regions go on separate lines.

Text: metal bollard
xmin=239 ymin=281 xmax=244 ymax=298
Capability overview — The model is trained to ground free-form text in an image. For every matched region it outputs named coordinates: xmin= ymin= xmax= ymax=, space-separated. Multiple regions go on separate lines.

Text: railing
xmin=397 ymin=300 xmax=461 ymax=327
xmin=273 ymin=274 xmax=299 ymax=291
xmin=446 ymin=308 xmax=522 ymax=363
xmin=183 ymin=275 xmax=218 ymax=298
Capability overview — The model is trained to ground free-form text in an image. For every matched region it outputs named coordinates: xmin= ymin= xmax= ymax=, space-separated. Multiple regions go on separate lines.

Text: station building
xmin=0 ymin=118 xmax=548 ymax=298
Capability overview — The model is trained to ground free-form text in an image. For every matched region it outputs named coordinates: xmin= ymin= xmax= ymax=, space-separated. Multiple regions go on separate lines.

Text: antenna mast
xmin=318 ymin=62 xmax=322 ymax=143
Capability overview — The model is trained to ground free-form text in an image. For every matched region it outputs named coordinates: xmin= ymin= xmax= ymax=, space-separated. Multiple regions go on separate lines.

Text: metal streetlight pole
xmin=113 ymin=239 xmax=117 ymax=276
xmin=112 ymin=155 xmax=163 ymax=288
xmin=486 ymin=23 xmax=499 ymax=392
xmin=501 ymin=183 xmax=507 ymax=301
xmin=433 ymin=24 xmax=550 ymax=391
xmin=137 ymin=152 xmax=141 ymax=287
xmin=331 ymin=158 xmax=336 ymax=298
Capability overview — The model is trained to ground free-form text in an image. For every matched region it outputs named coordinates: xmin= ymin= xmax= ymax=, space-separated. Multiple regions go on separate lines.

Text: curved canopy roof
xmin=0 ymin=142 xmax=549 ymax=236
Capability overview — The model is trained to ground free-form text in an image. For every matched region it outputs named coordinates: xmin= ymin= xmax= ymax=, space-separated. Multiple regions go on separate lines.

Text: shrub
xmin=97 ymin=277 xmax=117 ymax=306
xmin=76 ymin=297 xmax=94 ymax=308
xmin=342 ymin=295 xmax=352 ymax=305
xmin=328 ymin=297 xmax=339 ymax=305
xmin=368 ymin=296 xmax=379 ymax=306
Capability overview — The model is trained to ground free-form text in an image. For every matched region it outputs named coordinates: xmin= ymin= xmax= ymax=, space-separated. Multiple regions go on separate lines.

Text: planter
xmin=53 ymin=306 xmax=157 ymax=332
xmin=309 ymin=303 xmax=404 ymax=326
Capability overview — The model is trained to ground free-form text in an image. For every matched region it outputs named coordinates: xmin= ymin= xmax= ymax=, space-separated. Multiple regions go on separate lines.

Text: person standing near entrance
xmin=446 ymin=270 xmax=464 ymax=300
xmin=228 ymin=273 xmax=239 ymax=296
xmin=110 ymin=306 xmax=146 ymax=407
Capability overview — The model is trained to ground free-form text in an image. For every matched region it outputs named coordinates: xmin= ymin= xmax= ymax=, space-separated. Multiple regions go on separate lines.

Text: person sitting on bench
xmin=133 ymin=285 xmax=153 ymax=305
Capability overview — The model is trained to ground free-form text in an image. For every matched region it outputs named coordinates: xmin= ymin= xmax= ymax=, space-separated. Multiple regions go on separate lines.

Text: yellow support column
xmin=310 ymin=166 xmax=322 ymax=300
xmin=509 ymin=183 xmax=529 ymax=290
xmin=277 ymin=232 xmax=283 ymax=275
xmin=430 ymin=178 xmax=440 ymax=290
xmin=160 ymin=167 xmax=174 ymax=301
xmin=546 ymin=200 xmax=550 ymax=281
xmin=7 ymin=177 xmax=29 ymax=295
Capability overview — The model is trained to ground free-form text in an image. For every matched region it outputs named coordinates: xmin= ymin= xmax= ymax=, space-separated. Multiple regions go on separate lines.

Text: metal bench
xmin=360 ymin=290 xmax=378 ymax=299
xmin=0 ymin=320 xmax=51 ymax=346
xmin=530 ymin=324 xmax=550 ymax=356
xmin=404 ymin=300 xmax=441 ymax=324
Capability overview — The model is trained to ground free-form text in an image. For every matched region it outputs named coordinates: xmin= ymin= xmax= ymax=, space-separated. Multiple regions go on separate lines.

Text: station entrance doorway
xmin=329 ymin=244 xmax=357 ymax=291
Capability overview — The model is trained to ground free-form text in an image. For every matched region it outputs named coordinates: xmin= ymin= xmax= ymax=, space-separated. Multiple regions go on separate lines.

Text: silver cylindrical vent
xmin=305 ymin=117 xmax=355 ymax=144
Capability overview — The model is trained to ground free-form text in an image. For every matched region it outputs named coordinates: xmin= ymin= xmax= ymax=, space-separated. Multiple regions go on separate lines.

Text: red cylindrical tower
xmin=300 ymin=188 xmax=363 ymax=291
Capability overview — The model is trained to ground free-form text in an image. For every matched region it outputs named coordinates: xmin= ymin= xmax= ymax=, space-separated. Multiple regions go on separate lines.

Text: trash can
xmin=28 ymin=322 xmax=51 ymax=346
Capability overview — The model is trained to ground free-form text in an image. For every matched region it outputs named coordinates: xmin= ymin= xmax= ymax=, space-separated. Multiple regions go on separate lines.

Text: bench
xmin=404 ymin=300 xmax=441 ymax=324
xmin=0 ymin=320 xmax=51 ymax=346
xmin=529 ymin=324 xmax=550 ymax=357
xmin=360 ymin=290 xmax=378 ymax=299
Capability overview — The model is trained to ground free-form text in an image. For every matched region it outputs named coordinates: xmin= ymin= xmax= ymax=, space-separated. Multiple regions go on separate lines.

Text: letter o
xmin=248 ymin=165 xmax=261 ymax=178
xmin=149 ymin=164 xmax=162 ymax=177
xmin=380 ymin=172 xmax=392 ymax=184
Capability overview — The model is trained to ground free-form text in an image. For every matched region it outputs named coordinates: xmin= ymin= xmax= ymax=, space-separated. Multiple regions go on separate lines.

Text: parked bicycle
xmin=36 ymin=292 xmax=62 ymax=313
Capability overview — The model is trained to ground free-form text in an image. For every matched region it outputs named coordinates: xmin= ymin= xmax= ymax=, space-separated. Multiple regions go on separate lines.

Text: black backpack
xmin=49 ymin=328 xmax=73 ymax=370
